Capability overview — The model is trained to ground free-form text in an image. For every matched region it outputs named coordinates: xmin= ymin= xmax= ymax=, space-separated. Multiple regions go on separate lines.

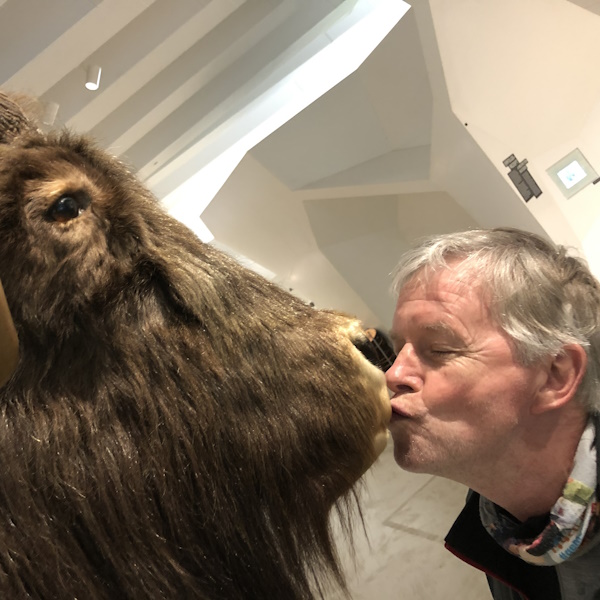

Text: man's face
xmin=385 ymin=266 xmax=546 ymax=479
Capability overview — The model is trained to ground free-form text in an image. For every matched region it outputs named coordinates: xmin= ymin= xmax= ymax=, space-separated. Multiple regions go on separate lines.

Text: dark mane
xmin=0 ymin=93 xmax=389 ymax=598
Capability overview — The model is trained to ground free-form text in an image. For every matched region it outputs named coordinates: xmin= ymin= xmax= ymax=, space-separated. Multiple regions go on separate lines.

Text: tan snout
xmin=352 ymin=340 xmax=391 ymax=459
xmin=342 ymin=321 xmax=391 ymax=461
xmin=0 ymin=280 xmax=18 ymax=388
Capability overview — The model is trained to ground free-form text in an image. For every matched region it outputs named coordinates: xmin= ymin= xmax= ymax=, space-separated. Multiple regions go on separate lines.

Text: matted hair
xmin=392 ymin=227 xmax=600 ymax=413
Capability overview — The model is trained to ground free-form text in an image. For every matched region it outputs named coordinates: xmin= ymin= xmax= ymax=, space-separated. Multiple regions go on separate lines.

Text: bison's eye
xmin=48 ymin=194 xmax=90 ymax=223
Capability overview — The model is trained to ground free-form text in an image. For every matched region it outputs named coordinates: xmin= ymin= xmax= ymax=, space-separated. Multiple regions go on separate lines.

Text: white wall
xmin=202 ymin=154 xmax=381 ymax=326
xmin=429 ymin=0 xmax=600 ymax=271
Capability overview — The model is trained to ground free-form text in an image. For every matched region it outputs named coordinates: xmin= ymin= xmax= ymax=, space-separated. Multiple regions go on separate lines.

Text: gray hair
xmin=392 ymin=228 xmax=600 ymax=413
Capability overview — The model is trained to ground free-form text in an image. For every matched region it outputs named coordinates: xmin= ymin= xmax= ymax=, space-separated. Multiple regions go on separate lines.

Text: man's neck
xmin=467 ymin=407 xmax=588 ymax=522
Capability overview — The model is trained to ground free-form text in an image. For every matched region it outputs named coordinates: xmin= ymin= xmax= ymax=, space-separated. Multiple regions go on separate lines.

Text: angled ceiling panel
xmin=0 ymin=0 xmax=98 ymax=83
xmin=87 ymin=0 xmax=279 ymax=152
xmin=250 ymin=12 xmax=432 ymax=190
xmin=42 ymin=0 xmax=215 ymax=126
xmin=2 ymin=0 xmax=158 ymax=96
xmin=567 ymin=0 xmax=600 ymax=16
xmin=301 ymin=145 xmax=431 ymax=190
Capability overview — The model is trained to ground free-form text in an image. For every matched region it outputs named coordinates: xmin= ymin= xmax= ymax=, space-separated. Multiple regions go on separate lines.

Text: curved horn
xmin=0 ymin=92 xmax=38 ymax=144
xmin=0 ymin=279 xmax=18 ymax=388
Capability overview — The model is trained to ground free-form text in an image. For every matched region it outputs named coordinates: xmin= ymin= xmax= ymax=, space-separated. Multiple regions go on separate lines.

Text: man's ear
xmin=531 ymin=344 xmax=587 ymax=415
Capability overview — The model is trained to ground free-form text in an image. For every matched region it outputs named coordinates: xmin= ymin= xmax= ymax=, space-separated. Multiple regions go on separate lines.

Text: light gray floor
xmin=327 ymin=441 xmax=492 ymax=599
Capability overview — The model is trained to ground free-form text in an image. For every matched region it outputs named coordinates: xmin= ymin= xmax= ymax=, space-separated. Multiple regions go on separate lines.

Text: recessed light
xmin=85 ymin=65 xmax=102 ymax=91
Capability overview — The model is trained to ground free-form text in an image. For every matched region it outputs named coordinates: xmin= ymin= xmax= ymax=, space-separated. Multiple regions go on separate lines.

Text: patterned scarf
xmin=480 ymin=417 xmax=600 ymax=566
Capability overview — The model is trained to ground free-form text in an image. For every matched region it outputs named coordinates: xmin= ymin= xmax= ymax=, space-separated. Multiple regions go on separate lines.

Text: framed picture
xmin=546 ymin=148 xmax=598 ymax=199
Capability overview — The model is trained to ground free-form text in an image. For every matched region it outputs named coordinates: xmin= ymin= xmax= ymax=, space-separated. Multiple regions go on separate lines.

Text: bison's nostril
xmin=354 ymin=328 xmax=396 ymax=371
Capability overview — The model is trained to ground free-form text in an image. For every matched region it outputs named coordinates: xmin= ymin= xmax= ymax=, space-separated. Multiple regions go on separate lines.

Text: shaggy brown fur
xmin=0 ymin=92 xmax=390 ymax=599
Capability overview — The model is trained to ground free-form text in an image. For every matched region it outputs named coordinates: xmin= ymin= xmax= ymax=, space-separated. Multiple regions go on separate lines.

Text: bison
xmin=0 ymin=92 xmax=390 ymax=599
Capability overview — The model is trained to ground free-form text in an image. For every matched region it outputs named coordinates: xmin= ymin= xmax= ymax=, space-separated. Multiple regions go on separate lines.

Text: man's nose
xmin=385 ymin=344 xmax=421 ymax=393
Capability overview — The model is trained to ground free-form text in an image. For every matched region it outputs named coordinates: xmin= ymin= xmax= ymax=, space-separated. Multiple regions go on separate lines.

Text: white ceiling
xmin=2 ymin=0 xmax=596 ymax=329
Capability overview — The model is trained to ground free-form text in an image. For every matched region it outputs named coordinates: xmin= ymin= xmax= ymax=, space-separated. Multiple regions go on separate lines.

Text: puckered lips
xmin=390 ymin=400 xmax=412 ymax=419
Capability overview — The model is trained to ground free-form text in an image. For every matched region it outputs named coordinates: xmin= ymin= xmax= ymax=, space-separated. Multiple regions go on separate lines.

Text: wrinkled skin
xmin=0 ymin=92 xmax=390 ymax=599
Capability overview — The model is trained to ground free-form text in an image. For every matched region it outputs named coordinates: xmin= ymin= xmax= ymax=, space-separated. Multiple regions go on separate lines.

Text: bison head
xmin=0 ymin=92 xmax=390 ymax=599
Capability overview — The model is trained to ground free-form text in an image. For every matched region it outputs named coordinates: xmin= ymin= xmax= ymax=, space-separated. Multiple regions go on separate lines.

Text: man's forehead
xmin=390 ymin=320 xmax=462 ymax=343
xmin=393 ymin=265 xmax=498 ymax=340
xmin=399 ymin=264 xmax=484 ymax=300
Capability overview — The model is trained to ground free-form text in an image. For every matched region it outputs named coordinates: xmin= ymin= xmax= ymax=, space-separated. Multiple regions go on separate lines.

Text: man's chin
xmin=391 ymin=437 xmax=440 ymax=476
xmin=392 ymin=443 xmax=421 ymax=473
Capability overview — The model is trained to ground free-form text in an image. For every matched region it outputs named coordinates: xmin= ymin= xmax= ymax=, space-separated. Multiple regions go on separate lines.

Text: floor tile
xmin=385 ymin=475 xmax=473 ymax=541
xmin=326 ymin=442 xmax=491 ymax=599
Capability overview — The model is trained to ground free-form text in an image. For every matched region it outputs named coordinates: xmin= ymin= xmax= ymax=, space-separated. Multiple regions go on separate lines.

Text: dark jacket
xmin=445 ymin=492 xmax=600 ymax=600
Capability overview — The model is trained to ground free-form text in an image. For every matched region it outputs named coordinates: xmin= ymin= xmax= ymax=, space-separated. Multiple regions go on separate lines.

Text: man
xmin=385 ymin=227 xmax=600 ymax=600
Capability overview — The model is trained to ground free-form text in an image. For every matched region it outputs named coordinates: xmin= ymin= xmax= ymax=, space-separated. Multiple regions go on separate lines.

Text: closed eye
xmin=423 ymin=348 xmax=459 ymax=363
